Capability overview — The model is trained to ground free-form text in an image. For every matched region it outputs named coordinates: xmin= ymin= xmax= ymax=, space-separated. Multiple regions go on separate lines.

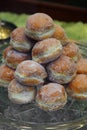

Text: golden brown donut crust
xmin=3 ymin=46 xmax=12 ymax=59
xmin=36 ymin=83 xmax=67 ymax=111
xmin=0 ymin=64 xmax=15 ymax=81
xmin=47 ymin=55 xmax=77 ymax=84
xmin=15 ymin=60 xmax=47 ymax=86
xmin=37 ymin=83 xmax=66 ymax=102
xmin=32 ymin=38 xmax=62 ymax=64
xmin=26 ymin=13 xmax=54 ymax=32
xmin=8 ymin=79 xmax=35 ymax=93
xmin=52 ymin=24 xmax=68 ymax=41
xmin=77 ymin=58 xmax=87 ymax=74
xmin=8 ymin=79 xmax=36 ymax=104
xmin=62 ymin=42 xmax=81 ymax=61
xmin=3 ymin=46 xmax=30 ymax=68
xmin=16 ymin=60 xmax=47 ymax=77
xmin=66 ymin=74 xmax=87 ymax=100
xmin=48 ymin=55 xmax=77 ymax=74
xmin=11 ymin=27 xmax=29 ymax=43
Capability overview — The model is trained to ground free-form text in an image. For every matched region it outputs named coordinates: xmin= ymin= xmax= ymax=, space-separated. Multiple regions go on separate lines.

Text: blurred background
xmin=0 ymin=1 xmax=87 ymax=130
xmin=0 ymin=0 xmax=87 ymax=22
xmin=42 ymin=0 xmax=87 ymax=8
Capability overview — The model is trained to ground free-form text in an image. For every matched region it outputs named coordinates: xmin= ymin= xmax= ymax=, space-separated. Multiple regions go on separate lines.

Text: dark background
xmin=0 ymin=0 xmax=87 ymax=22
xmin=42 ymin=0 xmax=87 ymax=8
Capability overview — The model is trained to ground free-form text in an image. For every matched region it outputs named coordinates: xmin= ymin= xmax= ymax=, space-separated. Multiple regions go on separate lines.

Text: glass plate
xmin=0 ymin=42 xmax=87 ymax=130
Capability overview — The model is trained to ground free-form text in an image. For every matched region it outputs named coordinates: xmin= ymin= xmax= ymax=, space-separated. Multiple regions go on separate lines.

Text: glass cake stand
xmin=0 ymin=42 xmax=87 ymax=130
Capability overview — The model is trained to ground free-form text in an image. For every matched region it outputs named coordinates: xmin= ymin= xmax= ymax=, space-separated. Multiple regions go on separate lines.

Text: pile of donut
xmin=0 ymin=13 xmax=87 ymax=111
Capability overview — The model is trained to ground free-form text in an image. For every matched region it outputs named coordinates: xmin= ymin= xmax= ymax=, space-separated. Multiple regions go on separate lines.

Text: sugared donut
xmin=62 ymin=42 xmax=81 ymax=62
xmin=15 ymin=60 xmax=47 ymax=86
xmin=32 ymin=38 xmax=62 ymax=64
xmin=66 ymin=74 xmax=87 ymax=100
xmin=36 ymin=83 xmax=67 ymax=111
xmin=8 ymin=79 xmax=36 ymax=104
xmin=52 ymin=24 xmax=68 ymax=46
xmin=10 ymin=27 xmax=32 ymax=52
xmin=77 ymin=58 xmax=87 ymax=74
xmin=25 ymin=13 xmax=55 ymax=40
xmin=3 ymin=46 xmax=30 ymax=69
xmin=0 ymin=64 xmax=15 ymax=87
xmin=47 ymin=55 xmax=77 ymax=84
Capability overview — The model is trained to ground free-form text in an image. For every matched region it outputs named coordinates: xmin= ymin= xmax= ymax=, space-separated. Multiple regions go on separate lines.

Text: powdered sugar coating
xmin=0 ymin=64 xmax=15 ymax=87
xmin=15 ymin=60 xmax=47 ymax=86
xmin=3 ymin=46 xmax=30 ymax=69
xmin=62 ymin=42 xmax=81 ymax=61
xmin=47 ymin=55 xmax=77 ymax=84
xmin=11 ymin=27 xmax=29 ymax=42
xmin=8 ymin=79 xmax=36 ymax=104
xmin=25 ymin=13 xmax=55 ymax=40
xmin=0 ymin=64 xmax=15 ymax=82
xmin=26 ymin=13 xmax=54 ymax=32
xmin=10 ymin=27 xmax=32 ymax=52
xmin=32 ymin=38 xmax=62 ymax=64
xmin=36 ymin=83 xmax=67 ymax=111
